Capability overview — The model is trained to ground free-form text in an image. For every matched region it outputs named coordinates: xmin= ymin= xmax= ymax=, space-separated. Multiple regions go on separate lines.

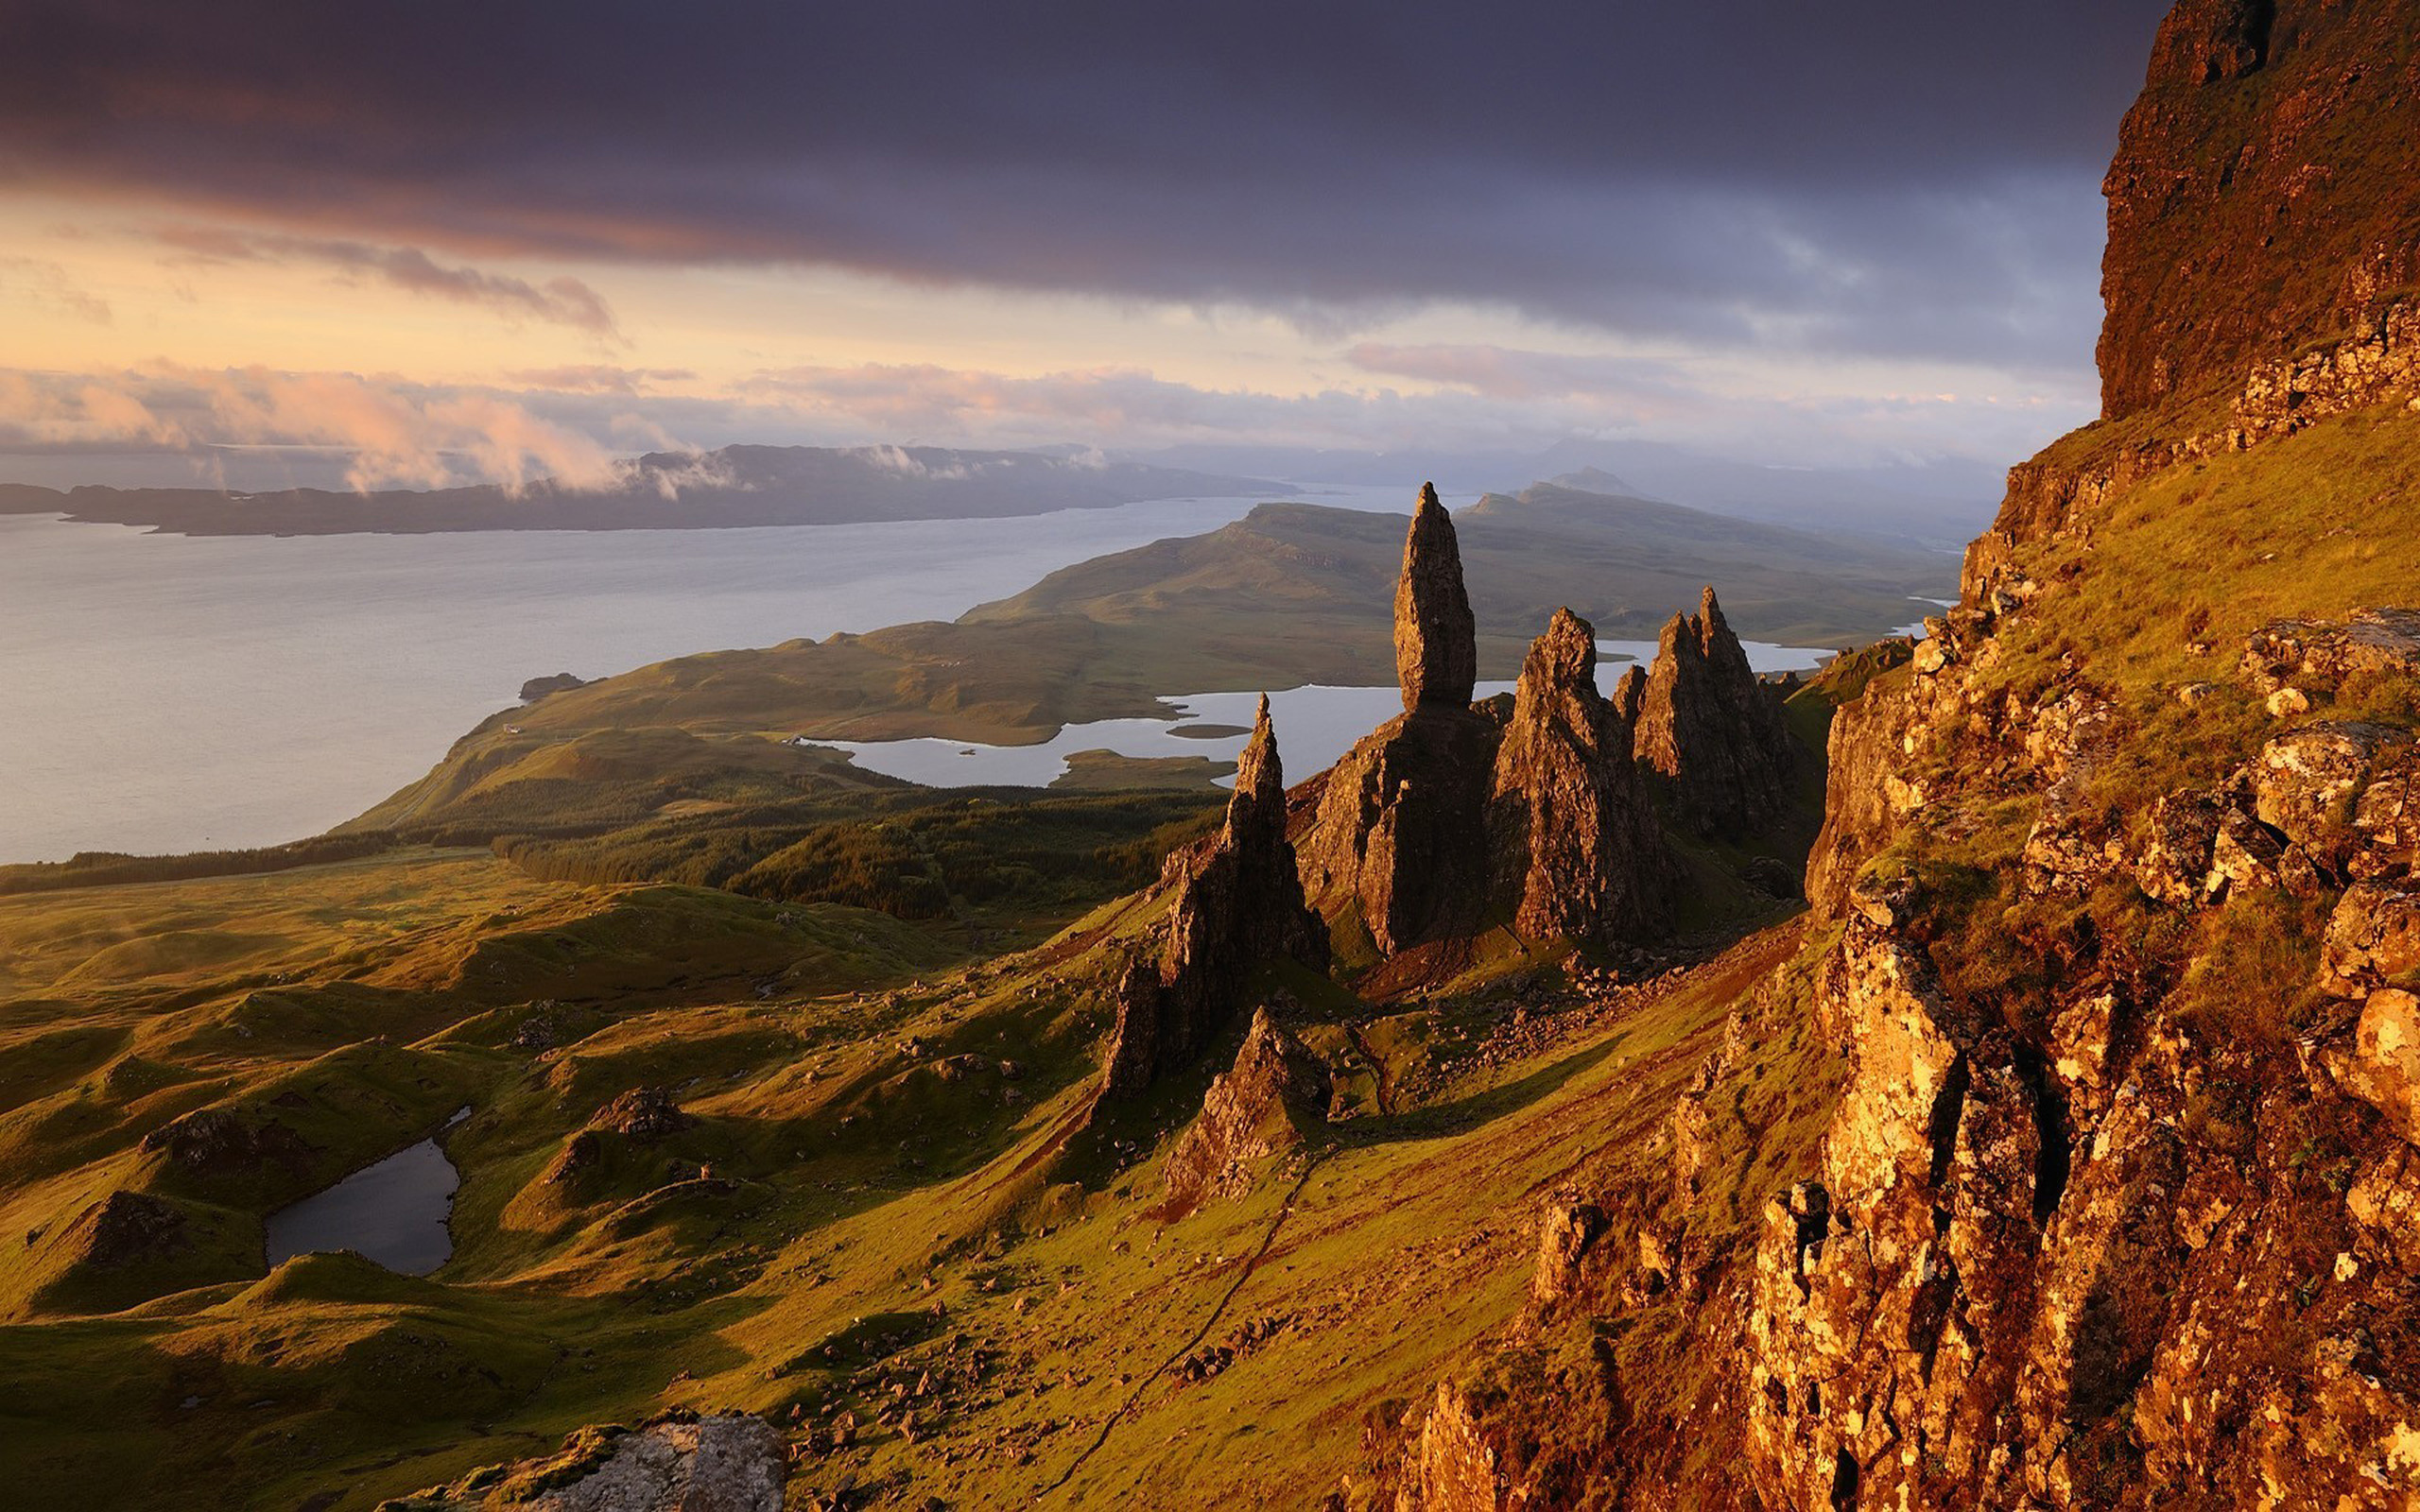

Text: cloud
xmin=148 ymin=225 xmax=624 ymax=338
xmin=0 ymin=333 xmax=2097 ymax=498
xmin=0 ymin=2 xmax=2172 ymax=370
xmin=0 ymin=255 xmax=113 ymax=324
xmin=502 ymin=364 xmax=695 ymax=394
xmin=0 ymin=365 xmax=627 ymax=491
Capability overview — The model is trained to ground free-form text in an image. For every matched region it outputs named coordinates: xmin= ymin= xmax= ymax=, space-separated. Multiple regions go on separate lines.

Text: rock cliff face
xmin=1101 ymin=697 xmax=1328 ymax=1097
xmin=2099 ymin=0 xmax=2420 ymax=418
xmin=1730 ymin=601 xmax=2420 ymax=1504
xmin=1489 ymin=609 xmax=1673 ymax=943
xmin=1633 ymin=588 xmax=1800 ymax=840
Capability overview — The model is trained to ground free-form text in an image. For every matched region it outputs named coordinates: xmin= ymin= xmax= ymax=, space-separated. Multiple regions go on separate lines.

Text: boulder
xmin=2134 ymin=790 xmax=2221 ymax=907
xmin=383 ymin=1413 xmax=783 ymax=1512
xmin=2253 ymin=722 xmax=2414 ymax=874
xmin=1633 ymin=587 xmax=1800 ymax=839
xmin=2319 ymin=882 xmax=2420 ymax=998
xmin=593 ymin=1088 xmax=695 ymax=1143
xmin=2332 ymin=989 xmax=2420 ymax=1144
xmin=2240 ymin=609 xmax=2420 ymax=697
xmin=2204 ymin=805 xmax=2285 ymax=902
xmin=2353 ymin=743 xmax=2420 ymax=880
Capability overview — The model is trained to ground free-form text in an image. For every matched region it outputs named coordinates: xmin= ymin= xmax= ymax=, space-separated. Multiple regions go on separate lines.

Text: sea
xmin=0 ymin=488 xmax=1405 ymax=863
xmin=0 ymin=486 xmax=1834 ymax=865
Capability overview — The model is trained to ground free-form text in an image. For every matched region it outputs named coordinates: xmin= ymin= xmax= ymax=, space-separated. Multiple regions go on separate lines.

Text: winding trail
xmin=1035 ymin=1156 xmax=1324 ymax=1503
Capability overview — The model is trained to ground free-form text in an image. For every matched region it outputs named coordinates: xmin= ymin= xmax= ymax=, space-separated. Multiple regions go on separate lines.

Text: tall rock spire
xmin=1301 ymin=486 xmax=1496 ymax=954
xmin=1226 ymin=695 xmax=1285 ymax=838
xmin=1393 ymin=483 xmax=1478 ymax=713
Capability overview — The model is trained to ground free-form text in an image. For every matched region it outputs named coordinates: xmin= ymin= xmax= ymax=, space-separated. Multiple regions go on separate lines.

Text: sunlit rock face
xmin=1488 ymin=608 xmax=1673 ymax=944
xmin=1301 ymin=486 xmax=1498 ymax=955
xmin=1633 ymin=587 xmax=1799 ymax=841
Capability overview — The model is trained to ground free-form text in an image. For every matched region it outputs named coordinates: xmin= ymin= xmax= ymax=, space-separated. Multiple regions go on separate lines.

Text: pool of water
xmin=819 ymin=638 xmax=1827 ymax=789
xmin=263 ymin=1124 xmax=464 ymax=1276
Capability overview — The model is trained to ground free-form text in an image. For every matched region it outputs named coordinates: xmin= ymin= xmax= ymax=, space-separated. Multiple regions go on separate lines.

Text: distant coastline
xmin=0 ymin=443 xmax=1284 ymax=539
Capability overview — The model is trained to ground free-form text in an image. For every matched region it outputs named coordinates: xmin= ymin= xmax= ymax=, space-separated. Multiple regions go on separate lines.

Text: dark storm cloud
xmin=0 ymin=1 xmax=2173 ymax=364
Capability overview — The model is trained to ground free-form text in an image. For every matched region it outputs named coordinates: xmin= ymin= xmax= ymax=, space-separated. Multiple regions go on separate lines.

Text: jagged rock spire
xmin=1634 ymin=586 xmax=1799 ymax=839
xmin=1226 ymin=695 xmax=1284 ymax=836
xmin=1490 ymin=608 xmax=1673 ymax=942
xmin=1100 ymin=700 xmax=1329 ymax=1099
xmin=1393 ymin=483 xmax=1478 ymax=713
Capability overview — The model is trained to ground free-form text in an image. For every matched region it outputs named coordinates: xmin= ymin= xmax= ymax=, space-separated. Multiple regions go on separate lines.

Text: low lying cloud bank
xmin=0 ymin=365 xmax=628 ymax=492
xmin=0 ymin=349 xmax=2088 ymax=500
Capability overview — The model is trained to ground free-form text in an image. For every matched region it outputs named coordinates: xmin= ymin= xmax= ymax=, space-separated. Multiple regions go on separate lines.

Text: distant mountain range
xmin=1129 ymin=438 xmax=2008 ymax=545
xmin=0 ymin=444 xmax=1285 ymax=537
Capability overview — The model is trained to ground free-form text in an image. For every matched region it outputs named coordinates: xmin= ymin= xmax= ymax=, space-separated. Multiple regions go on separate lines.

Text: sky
xmin=0 ymin=0 xmax=2177 ymax=495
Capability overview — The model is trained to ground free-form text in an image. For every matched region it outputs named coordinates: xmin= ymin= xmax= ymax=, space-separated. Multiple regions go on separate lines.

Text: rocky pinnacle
xmin=1634 ymin=586 xmax=1799 ymax=839
xmin=1227 ymin=695 xmax=1284 ymax=837
xmin=1099 ymin=697 xmax=1328 ymax=1098
xmin=1393 ymin=483 xmax=1478 ymax=712
xmin=1490 ymin=608 xmax=1673 ymax=942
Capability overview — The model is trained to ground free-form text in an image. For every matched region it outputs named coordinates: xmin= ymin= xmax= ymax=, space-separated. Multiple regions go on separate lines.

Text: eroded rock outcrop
xmin=1305 ymin=490 xmax=1706 ymax=954
xmin=1300 ymin=490 xmax=1500 ymax=954
xmin=1488 ymin=609 xmax=1673 ymax=943
xmin=1102 ymin=698 xmax=1328 ymax=1096
xmin=382 ymin=1413 xmax=783 ymax=1512
xmin=1633 ymin=587 xmax=1799 ymax=840
xmin=1160 ymin=1005 xmax=1329 ymax=1214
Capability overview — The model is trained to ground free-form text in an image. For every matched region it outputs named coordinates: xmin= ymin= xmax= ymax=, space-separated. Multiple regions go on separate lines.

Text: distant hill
xmin=348 ymin=481 xmax=1953 ymax=837
xmin=0 ymin=444 xmax=1284 ymax=536
xmin=983 ymin=480 xmax=1951 ymax=655
xmin=1127 ymin=438 xmax=2008 ymax=543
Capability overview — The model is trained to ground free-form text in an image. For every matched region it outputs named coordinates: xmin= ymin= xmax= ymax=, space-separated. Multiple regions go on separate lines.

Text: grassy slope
xmin=0 ymin=815 xmax=1814 ymax=1509
xmin=1870 ymin=401 xmax=2420 ymax=915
